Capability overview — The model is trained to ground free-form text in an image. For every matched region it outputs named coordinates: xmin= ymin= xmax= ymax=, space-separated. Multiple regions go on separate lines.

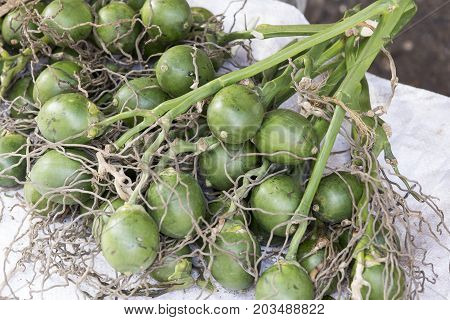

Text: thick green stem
xmin=114 ymin=117 xmax=157 ymax=149
xmin=285 ymin=0 xmax=413 ymax=261
xmin=217 ymin=24 xmax=334 ymax=46
xmin=286 ymin=107 xmax=347 ymax=261
xmin=97 ymin=109 xmax=158 ymax=128
xmin=314 ymin=38 xmax=345 ymax=68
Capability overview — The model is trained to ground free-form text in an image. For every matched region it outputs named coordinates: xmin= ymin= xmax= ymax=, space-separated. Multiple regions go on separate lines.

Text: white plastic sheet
xmin=0 ymin=0 xmax=448 ymax=300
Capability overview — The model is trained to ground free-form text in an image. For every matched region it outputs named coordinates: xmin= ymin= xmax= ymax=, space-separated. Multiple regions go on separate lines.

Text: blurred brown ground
xmin=304 ymin=0 xmax=450 ymax=96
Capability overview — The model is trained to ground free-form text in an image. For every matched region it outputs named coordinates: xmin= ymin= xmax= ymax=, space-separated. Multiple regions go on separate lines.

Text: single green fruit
xmin=7 ymin=76 xmax=35 ymax=120
xmin=156 ymin=45 xmax=215 ymax=97
xmin=29 ymin=149 xmax=94 ymax=205
xmin=33 ymin=60 xmax=83 ymax=106
xmin=199 ymin=142 xmax=259 ymax=191
xmin=191 ymin=7 xmax=214 ymax=25
xmin=207 ymin=84 xmax=264 ymax=144
xmin=151 ymin=245 xmax=192 ymax=282
xmin=96 ymin=2 xmax=141 ymax=54
xmin=37 ymin=93 xmax=103 ymax=144
xmin=254 ymin=109 xmax=318 ymax=165
xmin=255 ymin=260 xmax=314 ymax=300
xmin=1 ymin=3 xmax=45 ymax=46
xmin=353 ymin=260 xmax=405 ymax=300
xmin=101 ymin=204 xmax=160 ymax=274
xmin=41 ymin=0 xmax=93 ymax=46
xmin=127 ymin=0 xmax=146 ymax=11
xmin=312 ymin=172 xmax=363 ymax=224
xmin=24 ymin=182 xmax=61 ymax=216
xmin=92 ymin=198 xmax=125 ymax=243
xmin=141 ymin=0 xmax=192 ymax=45
xmin=113 ymin=77 xmax=169 ymax=126
xmin=250 ymin=174 xmax=302 ymax=237
xmin=0 ymin=133 xmax=27 ymax=187
xmin=210 ymin=220 xmax=260 ymax=290
xmin=146 ymin=168 xmax=206 ymax=239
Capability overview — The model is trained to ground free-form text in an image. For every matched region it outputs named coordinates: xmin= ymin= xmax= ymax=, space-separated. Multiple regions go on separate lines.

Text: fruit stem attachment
xmin=223 ymin=159 xmax=271 ymax=220
xmin=169 ymin=135 xmax=219 ymax=156
xmin=127 ymin=129 xmax=166 ymax=205
xmin=285 ymin=0 xmax=414 ymax=262
xmin=154 ymin=135 xmax=219 ymax=172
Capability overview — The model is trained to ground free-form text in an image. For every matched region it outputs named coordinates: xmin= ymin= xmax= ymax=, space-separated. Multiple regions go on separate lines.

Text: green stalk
xmin=216 ymin=24 xmax=334 ymax=46
xmin=113 ymin=1 xmax=392 ymax=149
xmin=96 ymin=109 xmax=158 ymax=128
xmin=285 ymin=0 xmax=414 ymax=261
xmin=114 ymin=117 xmax=156 ymax=149
xmin=314 ymin=38 xmax=345 ymax=67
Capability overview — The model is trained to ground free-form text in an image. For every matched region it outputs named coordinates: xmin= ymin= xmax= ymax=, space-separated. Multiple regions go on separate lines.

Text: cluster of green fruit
xmin=0 ymin=0 xmax=415 ymax=300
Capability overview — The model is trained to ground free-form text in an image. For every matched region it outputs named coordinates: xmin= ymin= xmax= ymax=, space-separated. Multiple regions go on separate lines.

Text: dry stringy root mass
xmin=0 ymin=0 xmax=448 ymax=300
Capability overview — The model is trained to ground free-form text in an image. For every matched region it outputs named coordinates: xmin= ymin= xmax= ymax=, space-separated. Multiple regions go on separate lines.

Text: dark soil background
xmin=304 ymin=0 xmax=450 ymax=96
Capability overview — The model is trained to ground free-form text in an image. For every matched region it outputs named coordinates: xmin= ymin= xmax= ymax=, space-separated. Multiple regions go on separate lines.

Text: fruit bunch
xmin=0 ymin=0 xmax=445 ymax=300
